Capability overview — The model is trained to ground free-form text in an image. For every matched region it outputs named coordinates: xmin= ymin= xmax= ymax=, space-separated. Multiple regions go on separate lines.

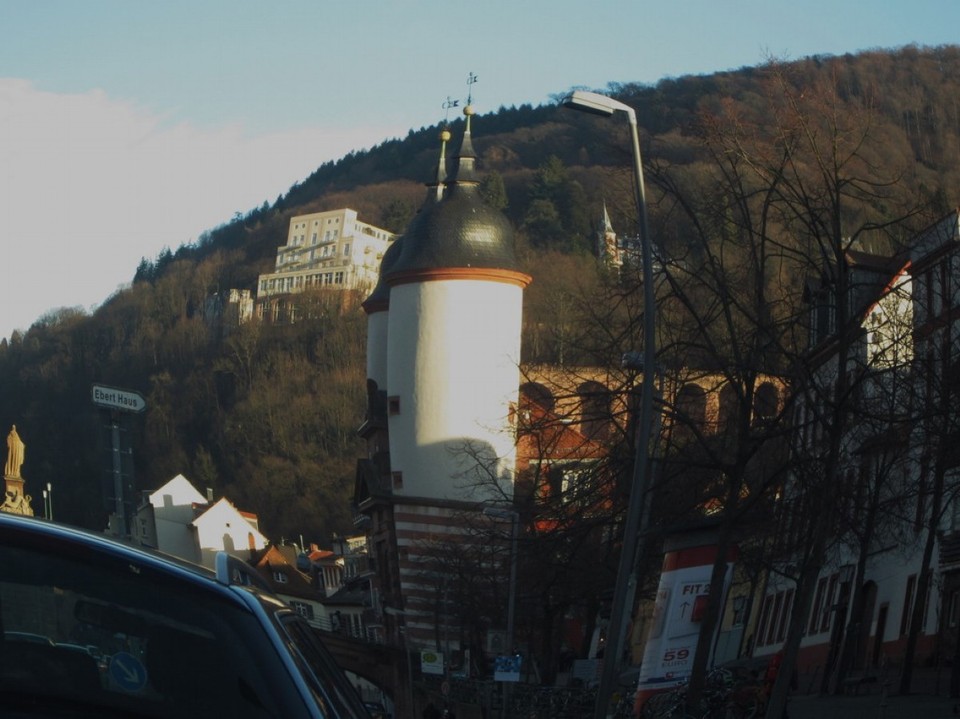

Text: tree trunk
xmin=830 ymin=489 xmax=880 ymax=692
xmin=685 ymin=526 xmax=736 ymax=710
xmin=766 ymin=551 xmax=824 ymax=719
xmin=899 ymin=452 xmax=944 ymax=694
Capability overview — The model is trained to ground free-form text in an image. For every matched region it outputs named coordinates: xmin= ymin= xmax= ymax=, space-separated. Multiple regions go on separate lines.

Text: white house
xmin=124 ymin=474 xmax=266 ymax=569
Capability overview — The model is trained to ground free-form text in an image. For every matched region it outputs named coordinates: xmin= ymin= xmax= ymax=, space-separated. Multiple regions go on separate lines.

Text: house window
xmin=273 ymin=571 xmax=288 ymax=584
xmin=732 ymin=596 xmax=747 ymax=626
xmin=290 ymin=601 xmax=314 ymax=620
xmin=809 ymin=577 xmax=828 ymax=634
xmin=820 ymin=574 xmax=838 ymax=633
xmin=343 ymin=243 xmax=350 ymax=256
xmin=765 ymin=591 xmax=785 ymax=645
xmin=392 ymin=472 xmax=403 ymax=490
xmin=776 ymin=589 xmax=794 ymax=642
xmin=756 ymin=595 xmax=774 ymax=647
xmin=900 ymin=574 xmax=917 ymax=636
xmin=388 ymin=396 xmax=400 ymax=415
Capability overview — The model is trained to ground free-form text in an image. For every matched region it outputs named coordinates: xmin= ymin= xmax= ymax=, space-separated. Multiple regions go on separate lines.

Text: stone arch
xmin=520 ymin=382 xmax=555 ymax=412
xmin=675 ymin=383 xmax=707 ymax=435
xmin=577 ymin=380 xmax=611 ymax=440
xmin=719 ymin=383 xmax=739 ymax=434
xmin=753 ymin=381 xmax=779 ymax=427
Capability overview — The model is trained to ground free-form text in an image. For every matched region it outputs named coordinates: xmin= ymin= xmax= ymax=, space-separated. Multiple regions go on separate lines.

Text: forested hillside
xmin=2 ymin=45 xmax=959 ymax=543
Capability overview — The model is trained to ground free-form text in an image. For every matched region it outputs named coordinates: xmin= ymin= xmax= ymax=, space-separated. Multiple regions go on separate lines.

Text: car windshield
xmin=0 ymin=539 xmax=314 ymax=718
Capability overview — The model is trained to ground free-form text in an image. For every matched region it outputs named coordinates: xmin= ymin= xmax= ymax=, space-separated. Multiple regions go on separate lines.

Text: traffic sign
xmin=109 ymin=651 xmax=148 ymax=692
xmin=92 ymin=384 xmax=146 ymax=413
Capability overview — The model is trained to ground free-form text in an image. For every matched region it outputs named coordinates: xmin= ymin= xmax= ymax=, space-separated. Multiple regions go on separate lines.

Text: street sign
xmin=92 ymin=384 xmax=146 ymax=413
xmin=109 ymin=651 xmax=148 ymax=692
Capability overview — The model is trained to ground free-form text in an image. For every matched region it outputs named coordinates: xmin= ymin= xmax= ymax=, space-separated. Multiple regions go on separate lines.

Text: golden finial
xmin=464 ymin=72 xmax=478 ymax=118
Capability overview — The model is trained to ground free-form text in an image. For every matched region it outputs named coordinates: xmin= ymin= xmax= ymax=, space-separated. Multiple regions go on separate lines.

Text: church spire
xmin=450 ymin=72 xmax=479 ymax=185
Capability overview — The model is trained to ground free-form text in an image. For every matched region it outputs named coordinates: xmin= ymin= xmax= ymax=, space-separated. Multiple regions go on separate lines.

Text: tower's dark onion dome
xmin=361 ymin=236 xmax=403 ymax=314
xmin=386 ymin=106 xmax=523 ymax=283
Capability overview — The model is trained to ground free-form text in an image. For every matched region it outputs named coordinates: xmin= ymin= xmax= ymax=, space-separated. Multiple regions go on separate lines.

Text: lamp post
xmin=562 ymin=90 xmax=656 ymax=719
xmin=483 ymin=506 xmax=519 ymax=718
xmin=483 ymin=507 xmax=519 ymax=649
xmin=45 ymin=482 xmax=53 ymax=521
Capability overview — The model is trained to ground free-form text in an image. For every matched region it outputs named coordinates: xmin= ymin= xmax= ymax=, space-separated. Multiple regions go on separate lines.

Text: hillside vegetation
xmin=2 ymin=45 xmax=959 ymax=542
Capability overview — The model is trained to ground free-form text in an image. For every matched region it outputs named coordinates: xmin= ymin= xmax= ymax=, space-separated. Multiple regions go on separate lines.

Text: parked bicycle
xmin=641 ymin=667 xmax=765 ymax=719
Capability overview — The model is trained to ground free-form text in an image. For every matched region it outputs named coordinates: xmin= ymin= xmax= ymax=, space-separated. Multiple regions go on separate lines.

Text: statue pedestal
xmin=2 ymin=474 xmax=34 ymax=516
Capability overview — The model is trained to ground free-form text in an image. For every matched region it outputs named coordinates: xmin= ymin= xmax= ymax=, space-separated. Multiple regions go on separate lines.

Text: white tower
xmin=385 ymin=106 xmax=530 ymax=503
xmin=357 ymin=106 xmax=531 ymax=649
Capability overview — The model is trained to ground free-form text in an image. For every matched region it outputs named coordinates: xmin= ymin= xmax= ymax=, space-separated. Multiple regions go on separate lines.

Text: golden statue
xmin=1 ymin=425 xmax=32 ymax=516
xmin=5 ymin=425 xmax=24 ymax=478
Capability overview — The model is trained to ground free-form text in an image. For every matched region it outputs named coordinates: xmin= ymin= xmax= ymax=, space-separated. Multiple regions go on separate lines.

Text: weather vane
xmin=442 ymin=96 xmax=460 ymax=124
xmin=466 ymin=72 xmax=478 ymax=106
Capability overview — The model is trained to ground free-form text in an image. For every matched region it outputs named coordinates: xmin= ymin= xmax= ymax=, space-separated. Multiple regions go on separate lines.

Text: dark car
xmin=0 ymin=512 xmax=370 ymax=718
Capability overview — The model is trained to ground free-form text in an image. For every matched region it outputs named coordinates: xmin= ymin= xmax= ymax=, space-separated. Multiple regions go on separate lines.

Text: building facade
xmin=121 ymin=473 xmax=267 ymax=569
xmin=257 ymin=208 xmax=396 ymax=300
xmin=723 ymin=212 xmax=960 ymax=691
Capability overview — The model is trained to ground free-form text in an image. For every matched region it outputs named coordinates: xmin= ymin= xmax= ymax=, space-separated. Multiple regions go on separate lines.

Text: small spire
xmin=451 ymin=104 xmax=478 ymax=184
xmin=431 ymin=127 xmax=451 ymax=201
xmin=602 ymin=201 xmax=613 ymax=232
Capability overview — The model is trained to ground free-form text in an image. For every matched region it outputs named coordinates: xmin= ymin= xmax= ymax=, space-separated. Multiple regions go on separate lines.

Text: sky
xmin=1 ymin=0 xmax=957 ymax=342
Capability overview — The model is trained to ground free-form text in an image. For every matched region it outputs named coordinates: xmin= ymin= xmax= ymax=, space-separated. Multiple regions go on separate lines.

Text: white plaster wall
xmin=193 ymin=499 xmax=267 ymax=569
xmin=387 ymin=279 xmax=522 ymax=501
xmin=148 ymin=474 xmax=207 ymax=563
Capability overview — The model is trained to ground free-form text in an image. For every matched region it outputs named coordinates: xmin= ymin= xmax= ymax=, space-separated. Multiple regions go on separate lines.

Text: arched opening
xmin=577 ymin=381 xmax=611 ymax=440
xmin=719 ymin=383 xmax=739 ymax=435
xmin=520 ymin=382 xmax=555 ymax=412
xmin=675 ymin=383 xmax=707 ymax=436
xmin=753 ymin=382 xmax=779 ymax=427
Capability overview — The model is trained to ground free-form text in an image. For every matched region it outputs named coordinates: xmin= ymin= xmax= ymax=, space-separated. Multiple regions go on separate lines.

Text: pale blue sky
xmin=0 ymin=0 xmax=956 ymax=341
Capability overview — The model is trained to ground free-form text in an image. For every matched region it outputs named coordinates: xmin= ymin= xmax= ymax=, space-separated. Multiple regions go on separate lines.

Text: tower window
xmin=388 ymin=396 xmax=400 ymax=415
xmin=392 ymin=472 xmax=403 ymax=490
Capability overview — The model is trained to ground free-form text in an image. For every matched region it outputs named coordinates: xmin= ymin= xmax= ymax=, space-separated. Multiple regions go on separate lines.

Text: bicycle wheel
xmin=721 ymin=696 xmax=761 ymax=719
xmin=642 ymin=691 xmax=688 ymax=719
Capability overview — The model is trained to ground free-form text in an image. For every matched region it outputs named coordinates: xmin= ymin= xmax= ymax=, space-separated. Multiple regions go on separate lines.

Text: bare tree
xmin=632 ymin=57 xmax=927 ymax=716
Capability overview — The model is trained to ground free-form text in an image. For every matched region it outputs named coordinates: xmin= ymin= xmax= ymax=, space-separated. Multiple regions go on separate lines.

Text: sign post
xmin=92 ymin=385 xmax=146 ymax=413
xmin=93 ymin=385 xmax=146 ymax=539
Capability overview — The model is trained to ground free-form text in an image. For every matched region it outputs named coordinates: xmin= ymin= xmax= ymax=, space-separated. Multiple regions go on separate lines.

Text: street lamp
xmin=482 ymin=507 xmax=519 ymax=653
xmin=563 ymin=90 xmax=656 ymax=719
xmin=45 ymin=482 xmax=53 ymax=521
xmin=483 ymin=506 xmax=520 ymax=718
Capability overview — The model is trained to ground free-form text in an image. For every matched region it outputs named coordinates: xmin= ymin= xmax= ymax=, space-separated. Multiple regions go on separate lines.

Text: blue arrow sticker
xmin=109 ymin=651 xmax=148 ymax=692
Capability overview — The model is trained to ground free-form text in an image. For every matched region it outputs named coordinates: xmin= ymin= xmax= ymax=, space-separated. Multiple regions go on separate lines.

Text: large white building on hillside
xmin=257 ymin=208 xmax=396 ymax=299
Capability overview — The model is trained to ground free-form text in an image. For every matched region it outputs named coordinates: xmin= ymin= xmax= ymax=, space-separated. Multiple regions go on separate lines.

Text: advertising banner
xmin=635 ymin=541 xmax=735 ymax=707
xmin=421 ymin=650 xmax=445 ymax=675
xmin=493 ymin=654 xmax=521 ymax=682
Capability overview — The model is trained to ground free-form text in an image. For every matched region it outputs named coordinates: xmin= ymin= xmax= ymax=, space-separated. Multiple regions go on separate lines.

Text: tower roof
xmin=361 ymin=236 xmax=403 ymax=314
xmin=386 ymin=106 xmax=526 ymax=284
